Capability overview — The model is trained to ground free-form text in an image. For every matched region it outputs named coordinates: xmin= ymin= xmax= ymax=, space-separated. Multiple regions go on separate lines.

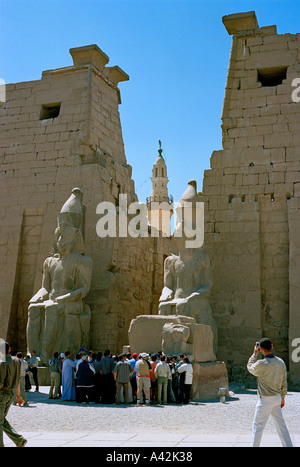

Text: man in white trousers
xmin=247 ymin=337 xmax=293 ymax=447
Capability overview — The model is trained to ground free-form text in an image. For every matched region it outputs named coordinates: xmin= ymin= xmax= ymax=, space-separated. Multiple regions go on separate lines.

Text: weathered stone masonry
xmin=0 ymin=45 xmax=170 ymax=355
xmin=1 ymin=12 xmax=300 ymax=386
xmin=201 ymin=12 xmax=300 ymax=384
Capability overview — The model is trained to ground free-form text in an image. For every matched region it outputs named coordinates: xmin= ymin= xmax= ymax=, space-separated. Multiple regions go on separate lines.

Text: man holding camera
xmin=247 ymin=337 xmax=293 ymax=447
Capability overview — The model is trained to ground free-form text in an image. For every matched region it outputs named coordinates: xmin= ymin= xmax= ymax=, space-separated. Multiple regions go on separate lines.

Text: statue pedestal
xmin=191 ymin=361 xmax=229 ymax=401
xmin=29 ymin=366 xmax=51 ymax=386
xmin=128 ymin=314 xmax=229 ymax=401
xmin=128 ymin=315 xmax=195 ymax=356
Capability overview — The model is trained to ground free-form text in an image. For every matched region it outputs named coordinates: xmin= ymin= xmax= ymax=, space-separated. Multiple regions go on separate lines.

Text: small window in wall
xmin=39 ymin=103 xmax=61 ymax=120
xmin=257 ymin=67 xmax=287 ymax=87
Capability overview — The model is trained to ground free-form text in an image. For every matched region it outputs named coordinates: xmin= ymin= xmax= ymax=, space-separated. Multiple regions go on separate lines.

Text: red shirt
xmin=150 ymin=361 xmax=158 ymax=382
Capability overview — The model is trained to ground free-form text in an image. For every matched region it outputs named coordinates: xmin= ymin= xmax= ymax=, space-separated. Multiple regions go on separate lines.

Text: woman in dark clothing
xmin=76 ymin=355 xmax=95 ymax=403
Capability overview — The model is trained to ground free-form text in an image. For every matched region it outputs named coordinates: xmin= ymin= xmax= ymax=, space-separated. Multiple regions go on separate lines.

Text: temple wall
xmin=201 ymin=13 xmax=300 ymax=383
xmin=0 ymin=46 xmax=170 ymax=355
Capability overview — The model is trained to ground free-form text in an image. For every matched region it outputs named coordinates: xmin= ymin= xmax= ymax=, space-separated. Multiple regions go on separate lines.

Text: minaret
xmin=146 ymin=141 xmax=173 ymax=236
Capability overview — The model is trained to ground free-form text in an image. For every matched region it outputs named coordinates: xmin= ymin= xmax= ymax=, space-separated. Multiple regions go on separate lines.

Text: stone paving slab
xmin=3 ymin=387 xmax=299 ymax=448
xmin=4 ymin=431 xmax=300 ymax=448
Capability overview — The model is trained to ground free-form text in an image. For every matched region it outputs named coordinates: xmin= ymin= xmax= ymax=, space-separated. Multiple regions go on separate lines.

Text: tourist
xmin=154 ymin=355 xmax=171 ymax=405
xmin=177 ymin=357 xmax=193 ymax=404
xmin=74 ymin=353 xmax=81 ymax=369
xmin=136 ymin=353 xmax=151 ymax=406
xmin=171 ymin=356 xmax=179 ymax=402
xmin=128 ymin=352 xmax=138 ymax=403
xmin=165 ymin=356 xmax=176 ymax=403
xmin=0 ymin=342 xmax=27 ymax=447
xmin=247 ymin=338 xmax=293 ymax=447
xmin=176 ymin=354 xmax=185 ymax=403
xmin=113 ymin=353 xmax=134 ymax=405
xmin=57 ymin=352 xmax=65 ymax=398
xmin=92 ymin=352 xmax=102 ymax=403
xmin=27 ymin=350 xmax=39 ymax=392
xmin=61 ymin=351 xmax=76 ymax=401
xmin=75 ymin=353 xmax=83 ymax=372
xmin=99 ymin=349 xmax=116 ymax=404
xmin=74 ymin=353 xmax=82 ymax=402
xmin=88 ymin=351 xmax=95 ymax=363
xmin=24 ymin=355 xmax=32 ymax=392
xmin=48 ymin=352 xmax=62 ymax=399
xmin=76 ymin=354 xmax=96 ymax=403
xmin=13 ymin=352 xmax=29 ymax=406
xmin=149 ymin=354 xmax=158 ymax=403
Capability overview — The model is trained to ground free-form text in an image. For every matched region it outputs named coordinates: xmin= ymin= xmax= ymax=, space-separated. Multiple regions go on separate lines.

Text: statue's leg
xmin=40 ymin=303 xmax=61 ymax=363
xmin=55 ymin=311 xmax=66 ymax=353
xmin=64 ymin=303 xmax=83 ymax=357
xmin=189 ymin=297 xmax=218 ymax=354
xmin=27 ymin=304 xmax=44 ymax=355
xmin=80 ymin=304 xmax=91 ymax=350
xmin=175 ymin=299 xmax=191 ymax=317
xmin=158 ymin=302 xmax=172 ymax=315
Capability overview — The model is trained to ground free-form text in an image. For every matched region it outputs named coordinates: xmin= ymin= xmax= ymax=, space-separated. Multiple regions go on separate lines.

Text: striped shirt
xmin=113 ymin=361 xmax=134 ymax=383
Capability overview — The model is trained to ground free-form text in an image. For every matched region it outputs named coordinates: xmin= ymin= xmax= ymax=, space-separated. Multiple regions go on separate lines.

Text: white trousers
xmin=252 ymin=394 xmax=293 ymax=447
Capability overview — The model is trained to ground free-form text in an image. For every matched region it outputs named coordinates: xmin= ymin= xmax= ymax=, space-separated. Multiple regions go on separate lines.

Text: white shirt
xmin=177 ymin=363 xmax=193 ymax=384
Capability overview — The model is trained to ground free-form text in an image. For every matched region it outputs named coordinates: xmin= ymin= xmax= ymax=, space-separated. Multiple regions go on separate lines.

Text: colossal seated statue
xmin=158 ymin=180 xmax=218 ymax=353
xmin=27 ymin=188 xmax=93 ymax=364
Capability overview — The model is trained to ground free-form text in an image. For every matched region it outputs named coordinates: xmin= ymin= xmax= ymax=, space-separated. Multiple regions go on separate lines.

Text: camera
xmin=255 ymin=341 xmax=260 ymax=350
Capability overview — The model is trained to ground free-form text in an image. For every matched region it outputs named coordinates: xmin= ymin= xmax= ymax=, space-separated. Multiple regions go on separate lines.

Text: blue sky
xmin=1 ymin=0 xmax=299 ymax=203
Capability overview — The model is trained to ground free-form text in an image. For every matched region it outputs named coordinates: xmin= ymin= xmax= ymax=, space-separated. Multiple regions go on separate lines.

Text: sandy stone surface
xmin=7 ymin=386 xmax=300 ymax=437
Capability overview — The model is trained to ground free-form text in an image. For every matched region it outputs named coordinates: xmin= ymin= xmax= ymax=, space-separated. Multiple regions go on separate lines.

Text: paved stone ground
xmin=3 ymin=386 xmax=300 ymax=447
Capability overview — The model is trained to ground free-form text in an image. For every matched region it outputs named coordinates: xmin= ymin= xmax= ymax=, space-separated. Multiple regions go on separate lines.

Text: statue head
xmin=172 ymin=179 xmax=204 ymax=252
xmin=54 ymin=224 xmax=84 ymax=256
xmin=57 ymin=188 xmax=85 ymax=235
xmin=53 ymin=188 xmax=85 ymax=255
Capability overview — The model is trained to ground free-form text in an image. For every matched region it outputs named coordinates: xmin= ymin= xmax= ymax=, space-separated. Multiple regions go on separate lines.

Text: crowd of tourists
xmin=16 ymin=348 xmax=194 ymax=406
xmin=3 ymin=337 xmax=294 ymax=448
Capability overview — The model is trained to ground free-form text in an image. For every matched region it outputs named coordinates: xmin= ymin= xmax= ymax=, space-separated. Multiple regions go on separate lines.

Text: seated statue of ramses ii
xmin=26 ymin=188 xmax=93 ymax=364
xmin=158 ymin=180 xmax=218 ymax=353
